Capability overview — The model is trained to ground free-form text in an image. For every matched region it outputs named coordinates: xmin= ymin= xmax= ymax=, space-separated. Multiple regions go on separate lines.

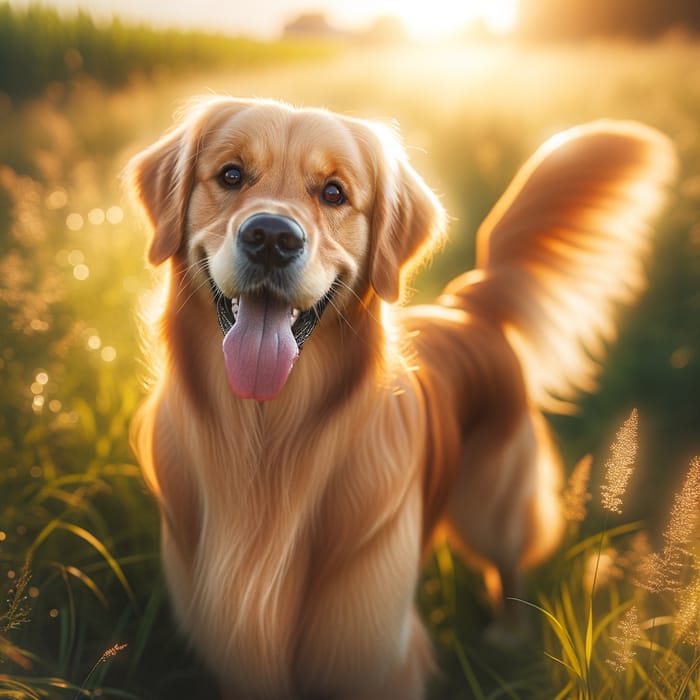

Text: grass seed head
xmin=98 ymin=642 xmax=128 ymax=665
xmin=675 ymin=572 xmax=700 ymax=648
xmin=601 ymin=408 xmax=639 ymax=514
xmin=563 ymin=454 xmax=593 ymax=522
xmin=664 ymin=456 xmax=700 ymax=557
xmin=637 ymin=456 xmax=700 ymax=593
xmin=0 ymin=560 xmax=32 ymax=633
xmin=606 ymin=605 xmax=641 ymax=672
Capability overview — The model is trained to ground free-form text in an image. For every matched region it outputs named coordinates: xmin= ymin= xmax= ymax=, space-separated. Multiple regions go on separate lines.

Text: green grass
xmin=0 ymin=3 xmax=339 ymax=100
xmin=1 ymin=16 xmax=699 ymax=698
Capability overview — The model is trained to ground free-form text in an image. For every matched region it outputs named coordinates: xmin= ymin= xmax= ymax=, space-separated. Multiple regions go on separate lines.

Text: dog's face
xmin=129 ymin=97 xmax=445 ymax=400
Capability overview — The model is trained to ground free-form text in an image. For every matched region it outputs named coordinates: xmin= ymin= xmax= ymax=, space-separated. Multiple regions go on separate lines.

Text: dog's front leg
xmin=338 ymin=609 xmax=433 ymax=700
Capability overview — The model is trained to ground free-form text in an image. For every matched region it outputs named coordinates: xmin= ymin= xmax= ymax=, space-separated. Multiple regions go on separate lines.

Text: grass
xmin=1 ymin=12 xmax=699 ymax=698
xmin=0 ymin=3 xmax=339 ymax=100
xmin=422 ymin=420 xmax=700 ymax=699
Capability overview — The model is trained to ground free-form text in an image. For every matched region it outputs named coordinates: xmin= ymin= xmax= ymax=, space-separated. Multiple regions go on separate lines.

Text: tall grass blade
xmin=585 ymin=601 xmax=594 ymax=670
xmin=452 ymin=637 xmax=487 ymax=700
xmin=56 ymin=583 xmax=75 ymax=675
xmin=126 ymin=583 xmax=164 ymax=682
xmin=63 ymin=565 xmax=110 ymax=609
xmin=565 ymin=522 xmax=644 ymax=561
xmin=512 ymin=598 xmax=582 ymax=678
xmin=30 ymin=521 xmax=136 ymax=605
xmin=543 ymin=651 xmax=580 ymax=676
xmin=0 ymin=676 xmax=42 ymax=699
xmin=552 ymin=680 xmax=576 ymax=700
xmin=675 ymin=655 xmax=700 ymax=700
xmin=0 ymin=636 xmax=34 ymax=670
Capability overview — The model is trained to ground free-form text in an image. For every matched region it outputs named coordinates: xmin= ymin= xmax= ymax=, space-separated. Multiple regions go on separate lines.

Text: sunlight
xmin=481 ymin=0 xmax=519 ymax=35
xmin=356 ymin=0 xmax=519 ymax=39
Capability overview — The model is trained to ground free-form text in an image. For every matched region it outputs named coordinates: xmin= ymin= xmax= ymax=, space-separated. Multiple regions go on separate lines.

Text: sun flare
xmin=357 ymin=0 xmax=520 ymax=39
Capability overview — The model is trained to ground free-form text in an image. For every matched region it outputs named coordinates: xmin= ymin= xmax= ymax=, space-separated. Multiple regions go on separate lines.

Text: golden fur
xmin=127 ymin=97 xmax=675 ymax=699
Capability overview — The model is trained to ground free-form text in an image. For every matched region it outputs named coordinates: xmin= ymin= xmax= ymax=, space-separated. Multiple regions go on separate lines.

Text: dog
xmin=127 ymin=96 xmax=675 ymax=699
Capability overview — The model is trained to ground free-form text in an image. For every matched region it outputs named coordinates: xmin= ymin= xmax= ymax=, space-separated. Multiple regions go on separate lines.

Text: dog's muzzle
xmin=208 ymin=213 xmax=337 ymax=401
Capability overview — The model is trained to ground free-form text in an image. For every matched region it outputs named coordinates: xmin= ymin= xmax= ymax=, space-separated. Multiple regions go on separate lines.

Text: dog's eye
xmin=321 ymin=182 xmax=345 ymax=206
xmin=219 ymin=165 xmax=243 ymax=188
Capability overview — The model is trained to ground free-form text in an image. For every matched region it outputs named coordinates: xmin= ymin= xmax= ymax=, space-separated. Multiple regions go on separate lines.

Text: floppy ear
xmin=126 ymin=121 xmax=198 ymax=266
xmin=369 ymin=126 xmax=447 ymax=303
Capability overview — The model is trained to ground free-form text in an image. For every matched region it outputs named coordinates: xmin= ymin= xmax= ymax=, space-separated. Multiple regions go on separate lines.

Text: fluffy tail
xmin=441 ymin=121 xmax=677 ymax=413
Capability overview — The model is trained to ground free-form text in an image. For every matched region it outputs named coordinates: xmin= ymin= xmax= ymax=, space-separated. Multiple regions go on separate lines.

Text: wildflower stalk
xmin=0 ymin=560 xmax=32 ymax=634
xmin=589 ymin=409 xmax=639 ymax=697
xmin=564 ymin=455 xmax=593 ymax=525
xmin=600 ymin=409 xmax=639 ymax=515
xmin=593 ymin=408 xmax=640 ymax=598
xmin=72 ymin=643 xmax=127 ymax=699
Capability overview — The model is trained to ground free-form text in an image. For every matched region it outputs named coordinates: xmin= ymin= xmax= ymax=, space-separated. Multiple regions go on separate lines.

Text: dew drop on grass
xmin=88 ymin=207 xmax=105 ymax=225
xmin=46 ymin=188 xmax=68 ymax=210
xmin=73 ymin=264 xmax=89 ymax=280
xmin=67 ymin=249 xmax=84 ymax=265
xmin=106 ymin=205 xmax=124 ymax=224
xmin=66 ymin=213 xmax=83 ymax=231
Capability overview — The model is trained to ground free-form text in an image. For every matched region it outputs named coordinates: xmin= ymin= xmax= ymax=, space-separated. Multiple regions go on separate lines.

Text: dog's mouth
xmin=210 ymin=278 xmax=336 ymax=402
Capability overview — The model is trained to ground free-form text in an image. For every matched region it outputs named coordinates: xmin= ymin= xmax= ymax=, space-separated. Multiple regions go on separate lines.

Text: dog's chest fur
xmin=154 ymin=366 xmax=426 ymax=697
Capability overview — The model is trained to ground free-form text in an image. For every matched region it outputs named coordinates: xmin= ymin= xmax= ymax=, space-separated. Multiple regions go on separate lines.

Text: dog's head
xmin=127 ymin=97 xmax=446 ymax=400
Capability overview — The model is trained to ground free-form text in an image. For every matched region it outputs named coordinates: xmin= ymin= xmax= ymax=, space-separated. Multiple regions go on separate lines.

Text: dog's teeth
xmin=291 ymin=308 xmax=300 ymax=323
xmin=231 ymin=298 xmax=239 ymax=321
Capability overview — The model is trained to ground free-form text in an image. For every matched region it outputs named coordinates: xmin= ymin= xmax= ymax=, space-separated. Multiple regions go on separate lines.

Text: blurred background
xmin=1 ymin=1 xmax=699 ymax=697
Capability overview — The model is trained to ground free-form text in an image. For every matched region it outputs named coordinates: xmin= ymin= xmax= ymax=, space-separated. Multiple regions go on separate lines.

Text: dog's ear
xmin=126 ymin=97 xmax=253 ymax=266
xmin=368 ymin=124 xmax=447 ymax=303
xmin=126 ymin=121 xmax=199 ymax=266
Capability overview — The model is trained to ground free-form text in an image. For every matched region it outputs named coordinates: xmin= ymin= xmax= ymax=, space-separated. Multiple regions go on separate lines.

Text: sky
xmin=11 ymin=0 xmax=520 ymax=39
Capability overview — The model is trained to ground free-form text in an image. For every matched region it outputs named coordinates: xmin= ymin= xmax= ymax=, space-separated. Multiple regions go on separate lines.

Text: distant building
xmin=283 ymin=13 xmax=347 ymax=39
xmin=283 ymin=12 xmax=409 ymax=45
xmin=358 ymin=15 xmax=407 ymax=45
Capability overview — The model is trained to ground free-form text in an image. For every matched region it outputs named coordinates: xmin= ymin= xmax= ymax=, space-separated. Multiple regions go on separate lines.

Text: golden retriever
xmin=127 ymin=97 xmax=675 ymax=699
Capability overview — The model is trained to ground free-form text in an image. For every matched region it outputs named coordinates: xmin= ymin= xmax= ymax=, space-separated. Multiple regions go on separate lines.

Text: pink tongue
xmin=222 ymin=295 xmax=299 ymax=401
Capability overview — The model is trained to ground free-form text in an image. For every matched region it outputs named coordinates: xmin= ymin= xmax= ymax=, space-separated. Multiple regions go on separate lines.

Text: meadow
xmin=1 ymin=7 xmax=700 ymax=698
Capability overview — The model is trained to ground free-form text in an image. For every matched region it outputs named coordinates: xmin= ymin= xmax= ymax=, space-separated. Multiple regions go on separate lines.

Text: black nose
xmin=237 ymin=213 xmax=306 ymax=268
